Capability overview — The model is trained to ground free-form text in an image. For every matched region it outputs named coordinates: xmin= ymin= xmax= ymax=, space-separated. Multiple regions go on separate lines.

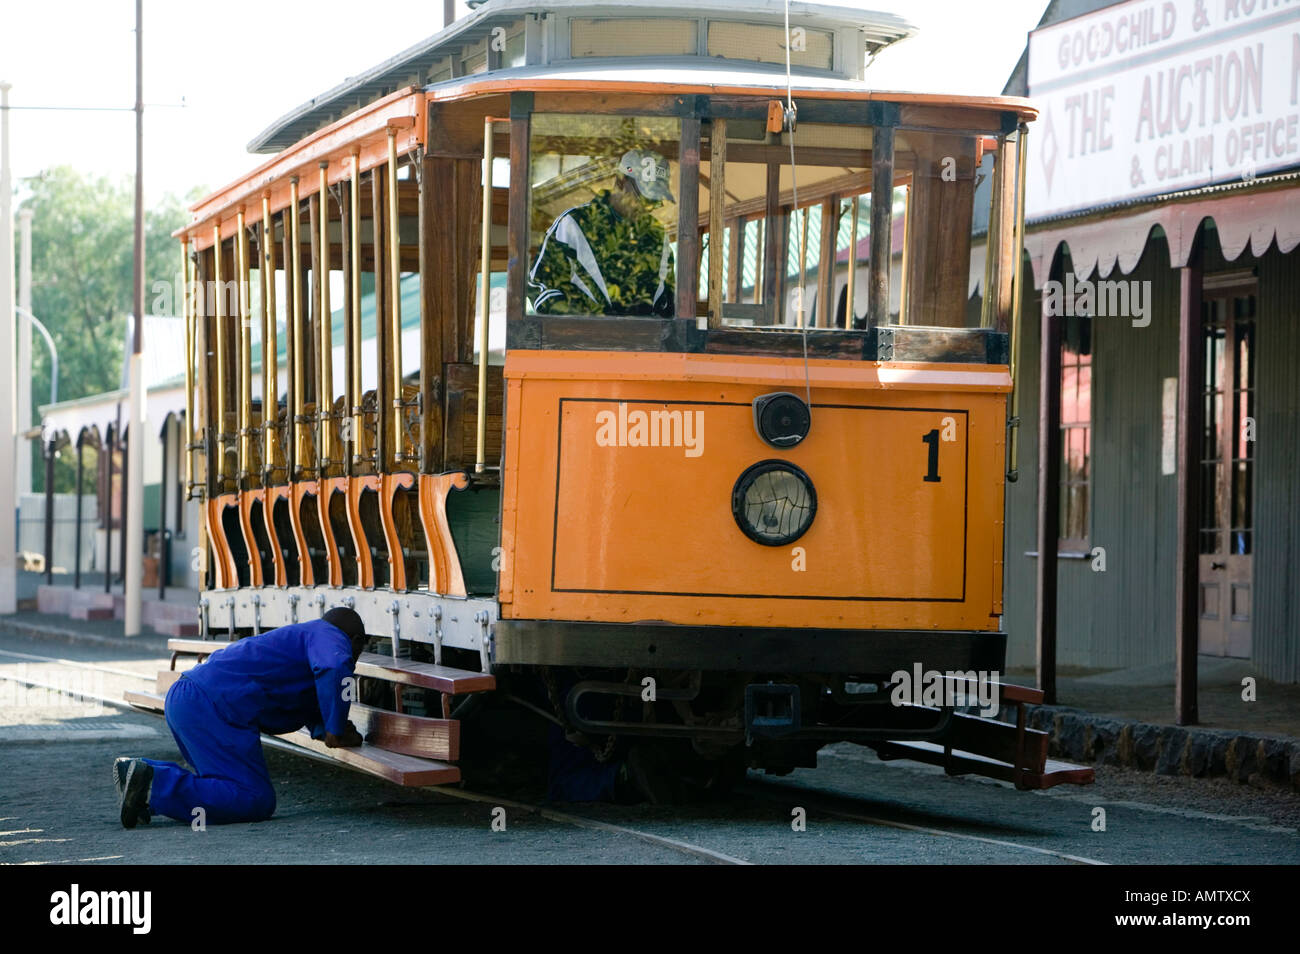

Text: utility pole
xmin=0 ymin=81 xmax=17 ymax=616
xmin=18 ymin=207 xmax=32 ymax=499
xmin=124 ymin=0 xmax=145 ymax=635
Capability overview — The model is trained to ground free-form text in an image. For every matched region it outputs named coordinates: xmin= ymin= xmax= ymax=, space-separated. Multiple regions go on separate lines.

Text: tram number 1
xmin=921 ymin=429 xmax=941 ymax=483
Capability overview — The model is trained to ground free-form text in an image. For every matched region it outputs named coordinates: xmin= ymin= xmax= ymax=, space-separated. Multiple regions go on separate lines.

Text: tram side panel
xmin=498 ymin=349 xmax=1009 ymax=633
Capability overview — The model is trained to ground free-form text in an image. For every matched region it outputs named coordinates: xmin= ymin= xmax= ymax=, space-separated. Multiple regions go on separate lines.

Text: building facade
xmin=998 ymin=0 xmax=1300 ymax=686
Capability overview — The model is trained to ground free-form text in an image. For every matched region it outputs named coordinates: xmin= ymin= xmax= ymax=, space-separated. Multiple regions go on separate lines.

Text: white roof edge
xmin=249 ymin=0 xmax=916 ymax=151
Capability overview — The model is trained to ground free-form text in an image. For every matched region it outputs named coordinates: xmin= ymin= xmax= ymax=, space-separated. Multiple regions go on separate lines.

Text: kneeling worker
xmin=114 ymin=607 xmax=368 ymax=828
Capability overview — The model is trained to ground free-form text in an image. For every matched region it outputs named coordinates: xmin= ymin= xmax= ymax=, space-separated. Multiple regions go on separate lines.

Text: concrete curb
xmin=0 ymin=616 xmax=170 ymax=654
xmin=1011 ymin=704 xmax=1300 ymax=792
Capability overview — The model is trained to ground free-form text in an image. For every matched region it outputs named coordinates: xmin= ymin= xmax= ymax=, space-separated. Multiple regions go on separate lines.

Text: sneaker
xmin=113 ymin=757 xmax=132 ymax=801
xmin=116 ymin=759 xmax=153 ymax=829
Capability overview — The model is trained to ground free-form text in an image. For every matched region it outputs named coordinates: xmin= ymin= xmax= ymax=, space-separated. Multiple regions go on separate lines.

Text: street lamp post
xmin=18 ymin=208 xmax=32 ymax=498
xmin=1 ymin=80 xmax=18 ymax=616
xmin=124 ymin=0 xmax=145 ymax=636
xmin=16 ymin=307 xmax=58 ymax=407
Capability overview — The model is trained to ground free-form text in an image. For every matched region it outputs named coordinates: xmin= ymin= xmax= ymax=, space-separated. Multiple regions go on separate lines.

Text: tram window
xmin=703 ymin=121 xmax=871 ymax=328
xmin=527 ymin=114 xmax=681 ymax=318
xmin=893 ymin=128 xmax=982 ymax=327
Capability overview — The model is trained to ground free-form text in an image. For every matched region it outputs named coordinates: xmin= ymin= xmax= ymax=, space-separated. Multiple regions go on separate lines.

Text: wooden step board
xmin=350 ymin=703 xmax=459 ymax=761
xmin=156 ymin=669 xmax=184 ymax=695
xmin=876 ymin=739 xmax=1095 ymax=790
xmin=168 ymin=637 xmax=231 ymax=654
xmin=275 ymin=729 xmax=460 ymax=787
xmin=355 ymin=652 xmax=495 ymax=694
xmin=125 ymin=689 xmax=165 ymax=712
xmin=900 ymin=708 xmax=1050 ymax=774
xmin=170 ymin=643 xmax=495 ymax=696
xmin=121 ymin=686 xmax=461 ymax=787
xmin=168 ymin=638 xmax=231 ymax=665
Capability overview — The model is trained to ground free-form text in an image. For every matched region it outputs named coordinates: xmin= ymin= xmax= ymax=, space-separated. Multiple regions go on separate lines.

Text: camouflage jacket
xmin=528 ymin=191 xmax=675 ymax=317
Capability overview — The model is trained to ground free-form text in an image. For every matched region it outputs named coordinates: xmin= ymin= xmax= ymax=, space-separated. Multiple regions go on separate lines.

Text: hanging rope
xmin=785 ymin=0 xmax=813 ymax=414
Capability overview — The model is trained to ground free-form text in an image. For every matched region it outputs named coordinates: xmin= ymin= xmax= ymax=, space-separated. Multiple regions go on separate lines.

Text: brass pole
xmin=707 ymin=118 xmax=726 ymax=329
xmin=237 ymin=209 xmax=252 ymax=483
xmin=213 ymin=224 xmax=227 ymax=488
xmin=845 ymin=195 xmax=859 ymax=329
xmin=318 ymin=161 xmax=335 ymax=474
xmin=1008 ymin=124 xmax=1030 ymax=480
xmin=182 ymin=238 xmax=194 ymax=494
xmin=898 ymin=184 xmax=912 ymax=325
xmin=262 ymin=195 xmax=277 ymax=479
xmin=289 ymin=177 xmax=305 ymax=478
xmin=798 ymin=208 xmax=809 ymax=328
xmin=386 ymin=130 xmax=403 ymax=470
xmin=474 ymin=119 xmax=496 ymax=473
xmin=350 ymin=153 xmax=362 ymax=461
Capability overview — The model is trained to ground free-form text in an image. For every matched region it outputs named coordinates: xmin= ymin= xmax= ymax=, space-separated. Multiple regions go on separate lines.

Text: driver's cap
xmin=617 ymin=149 xmax=675 ymax=203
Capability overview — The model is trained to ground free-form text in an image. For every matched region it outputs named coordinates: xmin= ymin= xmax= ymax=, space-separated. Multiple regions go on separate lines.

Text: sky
xmin=0 ymin=0 xmax=1049 ymax=207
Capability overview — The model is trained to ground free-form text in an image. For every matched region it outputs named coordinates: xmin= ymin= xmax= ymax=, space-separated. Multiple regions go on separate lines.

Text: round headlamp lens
xmin=731 ymin=460 xmax=817 ymax=546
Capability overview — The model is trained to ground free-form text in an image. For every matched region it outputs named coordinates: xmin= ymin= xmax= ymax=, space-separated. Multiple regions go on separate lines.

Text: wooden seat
xmin=443 ymin=363 xmax=504 ymax=471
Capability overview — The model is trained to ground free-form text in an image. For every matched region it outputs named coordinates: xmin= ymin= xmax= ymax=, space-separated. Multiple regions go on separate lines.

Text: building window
xmin=1060 ymin=314 xmax=1091 ymax=550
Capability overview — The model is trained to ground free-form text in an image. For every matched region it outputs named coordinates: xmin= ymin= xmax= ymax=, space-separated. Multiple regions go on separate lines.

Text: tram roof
xmin=180 ymin=2 xmax=1038 ymax=246
xmin=247 ymin=0 xmax=918 ymax=153
xmin=178 ymin=70 xmax=1036 ymax=246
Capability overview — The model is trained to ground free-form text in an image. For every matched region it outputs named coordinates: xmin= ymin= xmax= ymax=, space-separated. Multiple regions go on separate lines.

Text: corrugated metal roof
xmin=1026 ymin=168 xmax=1300 ymax=231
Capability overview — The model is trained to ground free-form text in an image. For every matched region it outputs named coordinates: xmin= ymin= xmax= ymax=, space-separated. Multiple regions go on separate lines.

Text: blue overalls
xmin=143 ymin=620 xmax=355 ymax=824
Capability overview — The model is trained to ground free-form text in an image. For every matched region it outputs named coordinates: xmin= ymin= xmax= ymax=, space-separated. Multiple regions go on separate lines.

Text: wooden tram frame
xmin=148 ymin=10 xmax=1094 ymax=790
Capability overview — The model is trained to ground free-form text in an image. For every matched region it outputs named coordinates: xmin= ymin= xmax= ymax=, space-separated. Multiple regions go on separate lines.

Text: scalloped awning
xmin=1023 ymin=176 xmax=1300 ymax=287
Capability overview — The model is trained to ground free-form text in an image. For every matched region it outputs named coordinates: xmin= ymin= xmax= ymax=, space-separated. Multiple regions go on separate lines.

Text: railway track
xmin=742 ymin=778 xmax=1107 ymax=865
xmin=0 ymin=646 xmax=1103 ymax=865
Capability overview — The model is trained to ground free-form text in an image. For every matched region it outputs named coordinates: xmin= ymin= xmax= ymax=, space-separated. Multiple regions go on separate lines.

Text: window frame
xmin=504 ymin=93 xmax=1017 ymax=358
xmin=1058 ymin=311 xmax=1092 ymax=554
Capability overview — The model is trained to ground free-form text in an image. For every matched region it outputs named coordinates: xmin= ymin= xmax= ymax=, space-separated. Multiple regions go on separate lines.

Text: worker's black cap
xmin=322 ymin=607 xmax=366 ymax=642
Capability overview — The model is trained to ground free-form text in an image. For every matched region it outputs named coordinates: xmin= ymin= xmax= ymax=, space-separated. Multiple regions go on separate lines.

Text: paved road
xmin=1 ymin=631 xmax=1297 ymax=865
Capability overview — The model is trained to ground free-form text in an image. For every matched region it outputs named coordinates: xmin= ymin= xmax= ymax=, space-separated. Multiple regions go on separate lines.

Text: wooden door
xmin=1198 ymin=277 xmax=1256 ymax=659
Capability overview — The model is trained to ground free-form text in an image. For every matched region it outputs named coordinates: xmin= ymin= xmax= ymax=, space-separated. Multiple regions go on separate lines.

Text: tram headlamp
xmin=731 ymin=460 xmax=817 ymax=546
xmin=753 ymin=392 xmax=810 ymax=448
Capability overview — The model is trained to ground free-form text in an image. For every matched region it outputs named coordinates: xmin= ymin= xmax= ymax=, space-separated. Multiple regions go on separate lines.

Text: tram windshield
xmin=524 ymin=110 xmax=996 ymax=330
xmin=527 ymin=114 xmax=682 ymax=318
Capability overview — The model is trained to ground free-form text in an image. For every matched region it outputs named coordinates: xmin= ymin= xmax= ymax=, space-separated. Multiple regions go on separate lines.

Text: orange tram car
xmin=133 ymin=0 xmax=1094 ymax=794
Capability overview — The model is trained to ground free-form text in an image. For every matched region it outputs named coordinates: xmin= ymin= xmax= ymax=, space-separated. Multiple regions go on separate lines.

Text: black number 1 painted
xmin=921 ymin=429 xmax=941 ymax=482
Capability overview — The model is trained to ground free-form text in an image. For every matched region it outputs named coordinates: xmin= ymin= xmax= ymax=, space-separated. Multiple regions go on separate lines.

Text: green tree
xmin=20 ymin=167 xmax=198 ymax=492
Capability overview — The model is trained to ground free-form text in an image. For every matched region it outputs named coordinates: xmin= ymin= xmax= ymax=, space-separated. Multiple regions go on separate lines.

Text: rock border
xmin=1012 ymin=704 xmax=1300 ymax=792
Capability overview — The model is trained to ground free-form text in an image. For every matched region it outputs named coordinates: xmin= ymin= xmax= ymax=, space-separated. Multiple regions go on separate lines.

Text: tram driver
xmin=528 ymin=148 xmax=675 ymax=317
